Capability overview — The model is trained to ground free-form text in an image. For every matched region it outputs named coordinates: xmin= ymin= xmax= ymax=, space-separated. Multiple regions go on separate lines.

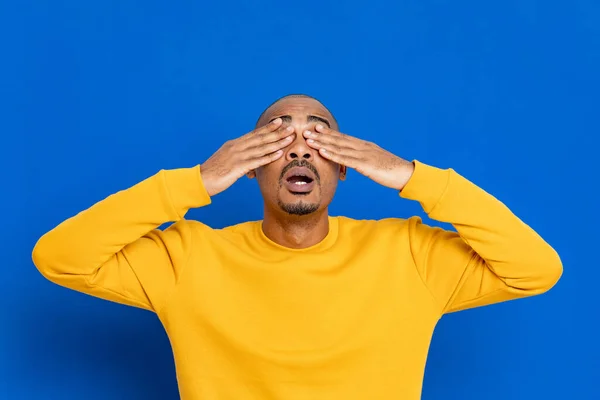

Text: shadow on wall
xmin=12 ymin=170 xmax=265 ymax=400
xmin=15 ymin=289 xmax=180 ymax=400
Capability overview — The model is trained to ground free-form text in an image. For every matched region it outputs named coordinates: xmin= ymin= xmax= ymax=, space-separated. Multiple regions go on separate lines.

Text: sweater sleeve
xmin=400 ymin=160 xmax=563 ymax=315
xmin=31 ymin=165 xmax=212 ymax=313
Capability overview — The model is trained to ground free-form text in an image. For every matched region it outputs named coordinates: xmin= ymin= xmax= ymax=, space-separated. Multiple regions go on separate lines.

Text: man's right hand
xmin=199 ymin=118 xmax=294 ymax=197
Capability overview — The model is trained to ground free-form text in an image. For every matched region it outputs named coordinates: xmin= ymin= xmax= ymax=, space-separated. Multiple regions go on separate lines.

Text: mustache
xmin=279 ymin=159 xmax=320 ymax=182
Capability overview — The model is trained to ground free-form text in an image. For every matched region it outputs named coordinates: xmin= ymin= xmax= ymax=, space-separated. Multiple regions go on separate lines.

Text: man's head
xmin=247 ymin=94 xmax=346 ymax=217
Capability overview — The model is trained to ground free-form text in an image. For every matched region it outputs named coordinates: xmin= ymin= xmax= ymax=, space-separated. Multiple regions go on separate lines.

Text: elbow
xmin=31 ymin=235 xmax=63 ymax=283
xmin=528 ymin=247 xmax=563 ymax=294
xmin=503 ymin=246 xmax=563 ymax=296
xmin=544 ymin=251 xmax=563 ymax=291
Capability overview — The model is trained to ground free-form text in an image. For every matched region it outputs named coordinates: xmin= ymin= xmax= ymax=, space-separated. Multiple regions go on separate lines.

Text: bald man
xmin=32 ymin=94 xmax=562 ymax=400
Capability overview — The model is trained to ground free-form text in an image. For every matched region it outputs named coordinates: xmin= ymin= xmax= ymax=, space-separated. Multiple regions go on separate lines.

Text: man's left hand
xmin=303 ymin=124 xmax=415 ymax=191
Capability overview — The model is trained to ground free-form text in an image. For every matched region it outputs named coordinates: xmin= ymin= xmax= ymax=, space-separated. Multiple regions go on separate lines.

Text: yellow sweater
xmin=32 ymin=160 xmax=562 ymax=399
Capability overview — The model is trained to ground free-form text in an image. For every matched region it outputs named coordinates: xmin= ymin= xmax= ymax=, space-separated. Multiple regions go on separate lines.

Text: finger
xmin=239 ymin=118 xmax=285 ymax=141
xmin=245 ymin=132 xmax=294 ymax=159
xmin=306 ymin=137 xmax=359 ymax=158
xmin=317 ymin=147 xmax=360 ymax=168
xmin=303 ymin=128 xmax=360 ymax=149
xmin=246 ymin=149 xmax=285 ymax=170
xmin=315 ymin=124 xmax=346 ymax=138
xmin=246 ymin=125 xmax=295 ymax=148
xmin=253 ymin=117 xmax=283 ymax=135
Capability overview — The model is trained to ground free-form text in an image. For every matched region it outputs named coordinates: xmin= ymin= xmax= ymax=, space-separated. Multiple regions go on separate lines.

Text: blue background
xmin=2 ymin=0 xmax=598 ymax=399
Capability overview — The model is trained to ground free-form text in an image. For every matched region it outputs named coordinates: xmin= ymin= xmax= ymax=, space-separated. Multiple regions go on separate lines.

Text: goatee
xmin=278 ymin=199 xmax=319 ymax=216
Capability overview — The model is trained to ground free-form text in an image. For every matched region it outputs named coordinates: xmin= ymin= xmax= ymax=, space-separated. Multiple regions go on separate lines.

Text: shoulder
xmin=334 ymin=215 xmax=430 ymax=243
xmin=173 ymin=218 xmax=259 ymax=239
xmin=335 ymin=214 xmax=422 ymax=231
xmin=334 ymin=215 xmax=451 ymax=255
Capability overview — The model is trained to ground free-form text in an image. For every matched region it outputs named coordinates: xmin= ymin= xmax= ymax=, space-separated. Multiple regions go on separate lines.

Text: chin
xmin=280 ymin=202 xmax=320 ymax=216
xmin=277 ymin=195 xmax=321 ymax=216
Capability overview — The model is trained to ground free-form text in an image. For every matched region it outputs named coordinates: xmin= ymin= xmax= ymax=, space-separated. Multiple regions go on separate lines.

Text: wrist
xmin=396 ymin=160 xmax=415 ymax=191
xmin=199 ymin=165 xmax=217 ymax=197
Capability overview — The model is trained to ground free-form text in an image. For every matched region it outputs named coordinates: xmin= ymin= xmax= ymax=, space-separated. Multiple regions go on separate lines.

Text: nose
xmin=285 ymin=127 xmax=315 ymax=161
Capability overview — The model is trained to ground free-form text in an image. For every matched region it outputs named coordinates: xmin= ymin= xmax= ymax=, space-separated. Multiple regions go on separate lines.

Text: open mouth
xmin=282 ymin=167 xmax=317 ymax=194
xmin=286 ymin=175 xmax=314 ymax=186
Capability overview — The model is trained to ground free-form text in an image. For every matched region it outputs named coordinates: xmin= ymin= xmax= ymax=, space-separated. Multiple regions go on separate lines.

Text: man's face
xmin=248 ymin=97 xmax=346 ymax=216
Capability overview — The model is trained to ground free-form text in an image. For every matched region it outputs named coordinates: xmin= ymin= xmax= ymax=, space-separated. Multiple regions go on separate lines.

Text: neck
xmin=261 ymin=206 xmax=330 ymax=249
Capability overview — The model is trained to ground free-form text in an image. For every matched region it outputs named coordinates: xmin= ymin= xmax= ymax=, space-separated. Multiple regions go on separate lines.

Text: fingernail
xmin=286 ymin=126 xmax=294 ymax=132
xmin=304 ymin=130 xmax=312 ymax=136
xmin=307 ymin=139 xmax=314 ymax=143
xmin=316 ymin=124 xmax=323 ymax=130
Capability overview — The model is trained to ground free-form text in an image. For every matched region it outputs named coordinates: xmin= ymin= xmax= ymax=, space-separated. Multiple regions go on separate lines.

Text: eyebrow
xmin=270 ymin=115 xmax=331 ymax=128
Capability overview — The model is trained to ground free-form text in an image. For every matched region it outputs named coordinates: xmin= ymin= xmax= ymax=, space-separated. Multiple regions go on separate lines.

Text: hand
xmin=303 ymin=124 xmax=415 ymax=191
xmin=200 ymin=118 xmax=295 ymax=196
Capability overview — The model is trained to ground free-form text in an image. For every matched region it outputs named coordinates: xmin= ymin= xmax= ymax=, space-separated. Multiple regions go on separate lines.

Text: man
xmin=32 ymin=94 xmax=562 ymax=399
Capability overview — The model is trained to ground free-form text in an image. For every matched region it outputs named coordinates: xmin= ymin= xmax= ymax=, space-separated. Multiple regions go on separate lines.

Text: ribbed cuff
xmin=399 ymin=160 xmax=451 ymax=214
xmin=162 ymin=165 xmax=212 ymax=219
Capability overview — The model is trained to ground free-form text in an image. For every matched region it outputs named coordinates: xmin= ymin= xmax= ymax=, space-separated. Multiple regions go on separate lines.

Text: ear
xmin=246 ymin=170 xmax=256 ymax=179
xmin=339 ymin=165 xmax=347 ymax=181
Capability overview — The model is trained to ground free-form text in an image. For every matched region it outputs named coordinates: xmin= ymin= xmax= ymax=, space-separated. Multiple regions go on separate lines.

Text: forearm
xmin=32 ymin=165 xmax=211 ymax=278
xmin=401 ymin=161 xmax=563 ymax=292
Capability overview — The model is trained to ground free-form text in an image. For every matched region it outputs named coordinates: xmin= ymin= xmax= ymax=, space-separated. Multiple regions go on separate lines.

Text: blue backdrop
xmin=2 ymin=1 xmax=598 ymax=399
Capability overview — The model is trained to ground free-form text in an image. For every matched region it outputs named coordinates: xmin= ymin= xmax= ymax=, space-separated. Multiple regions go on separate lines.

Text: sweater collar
xmin=254 ymin=216 xmax=339 ymax=253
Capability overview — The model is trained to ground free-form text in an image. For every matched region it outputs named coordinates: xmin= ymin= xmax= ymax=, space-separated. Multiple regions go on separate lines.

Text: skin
xmin=200 ymin=96 xmax=415 ymax=250
xmin=249 ymin=97 xmax=347 ymax=249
